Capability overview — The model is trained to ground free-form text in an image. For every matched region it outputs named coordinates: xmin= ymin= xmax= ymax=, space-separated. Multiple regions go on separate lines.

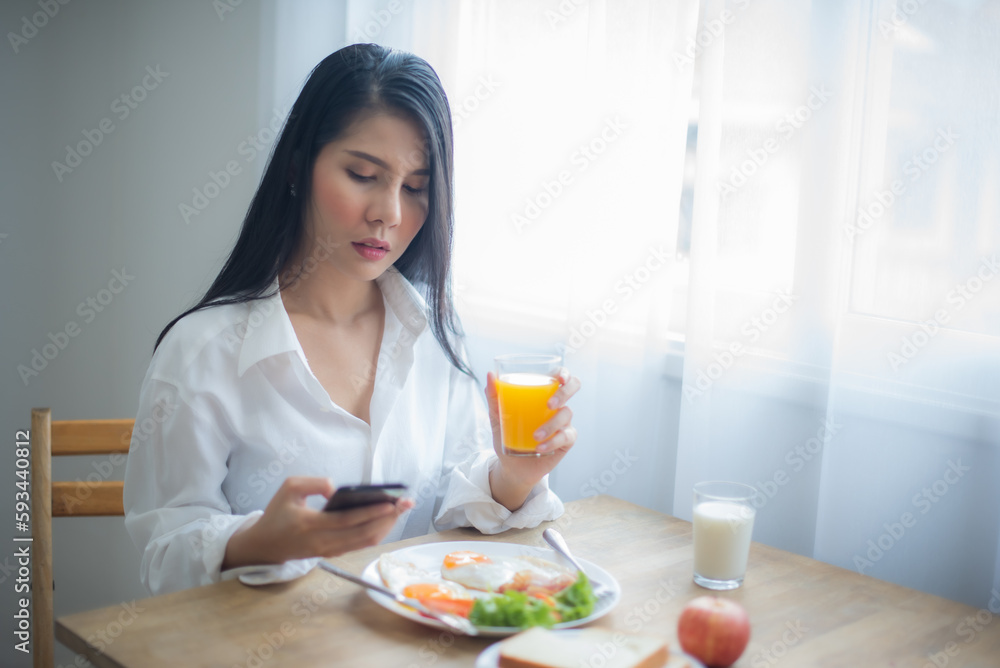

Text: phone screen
xmin=323 ymin=484 xmax=408 ymax=512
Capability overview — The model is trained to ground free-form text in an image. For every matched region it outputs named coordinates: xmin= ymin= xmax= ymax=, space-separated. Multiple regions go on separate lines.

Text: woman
xmin=123 ymin=44 xmax=580 ymax=595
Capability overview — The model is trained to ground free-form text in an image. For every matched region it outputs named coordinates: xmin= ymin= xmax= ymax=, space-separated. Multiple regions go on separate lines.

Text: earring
xmin=290 ymin=183 xmax=297 ymax=198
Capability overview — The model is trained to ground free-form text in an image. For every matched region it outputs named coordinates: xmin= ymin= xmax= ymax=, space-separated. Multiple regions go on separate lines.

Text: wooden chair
xmin=30 ymin=408 xmax=133 ymax=668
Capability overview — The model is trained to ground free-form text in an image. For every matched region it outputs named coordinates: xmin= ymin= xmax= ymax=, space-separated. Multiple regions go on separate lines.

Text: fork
xmin=317 ymin=560 xmax=479 ymax=636
xmin=542 ymin=528 xmax=615 ymax=602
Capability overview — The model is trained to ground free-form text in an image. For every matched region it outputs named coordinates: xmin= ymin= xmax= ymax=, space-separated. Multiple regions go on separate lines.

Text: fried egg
xmin=378 ymin=553 xmax=475 ymax=616
xmin=401 ymin=582 xmax=475 ymax=617
xmin=378 ymin=553 xmax=440 ymax=592
xmin=441 ymin=550 xmax=576 ymax=594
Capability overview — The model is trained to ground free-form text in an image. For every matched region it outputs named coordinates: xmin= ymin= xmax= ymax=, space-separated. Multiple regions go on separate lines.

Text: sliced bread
xmin=497 ymin=627 xmax=669 ymax=668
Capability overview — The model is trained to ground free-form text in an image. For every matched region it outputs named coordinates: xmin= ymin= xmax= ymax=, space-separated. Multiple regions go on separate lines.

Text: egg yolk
xmin=443 ymin=551 xmax=492 ymax=569
xmin=403 ymin=583 xmax=474 ymax=617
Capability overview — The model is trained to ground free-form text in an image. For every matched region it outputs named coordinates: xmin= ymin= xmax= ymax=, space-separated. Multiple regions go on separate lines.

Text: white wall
xmin=0 ymin=1 xmax=341 ymax=665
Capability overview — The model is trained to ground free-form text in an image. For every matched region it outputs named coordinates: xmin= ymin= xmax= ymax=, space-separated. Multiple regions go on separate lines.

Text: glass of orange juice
xmin=495 ymin=354 xmax=563 ymax=457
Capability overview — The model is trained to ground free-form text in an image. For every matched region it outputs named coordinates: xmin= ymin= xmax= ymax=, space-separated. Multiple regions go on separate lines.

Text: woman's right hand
xmin=222 ymin=476 xmax=414 ymax=570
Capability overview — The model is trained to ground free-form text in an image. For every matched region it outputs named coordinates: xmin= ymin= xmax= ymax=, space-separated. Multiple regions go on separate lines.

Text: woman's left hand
xmin=484 ymin=367 xmax=581 ymax=511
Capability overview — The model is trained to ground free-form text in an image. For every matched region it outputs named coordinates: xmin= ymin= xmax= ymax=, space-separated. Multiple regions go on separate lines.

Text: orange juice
xmin=496 ymin=372 xmax=560 ymax=454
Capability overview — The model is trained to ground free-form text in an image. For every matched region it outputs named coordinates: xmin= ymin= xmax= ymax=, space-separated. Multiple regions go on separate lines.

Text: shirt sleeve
xmin=123 ymin=376 xmax=314 ymax=594
xmin=433 ymin=361 xmax=564 ymax=534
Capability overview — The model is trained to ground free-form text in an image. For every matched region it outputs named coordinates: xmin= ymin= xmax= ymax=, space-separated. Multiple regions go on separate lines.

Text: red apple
xmin=677 ymin=596 xmax=751 ymax=667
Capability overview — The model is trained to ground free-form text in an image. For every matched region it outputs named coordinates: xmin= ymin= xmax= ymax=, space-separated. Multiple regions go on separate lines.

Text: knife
xmin=318 ymin=560 xmax=479 ymax=636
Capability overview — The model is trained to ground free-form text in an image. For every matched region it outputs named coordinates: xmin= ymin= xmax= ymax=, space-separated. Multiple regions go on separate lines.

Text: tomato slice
xmin=422 ymin=597 xmax=475 ymax=618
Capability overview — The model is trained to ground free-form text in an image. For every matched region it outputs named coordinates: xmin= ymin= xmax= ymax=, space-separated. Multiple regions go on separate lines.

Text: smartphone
xmin=323 ymin=484 xmax=408 ymax=512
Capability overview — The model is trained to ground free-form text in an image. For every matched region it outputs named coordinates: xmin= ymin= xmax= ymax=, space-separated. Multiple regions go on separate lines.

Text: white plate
xmin=474 ymin=631 xmax=707 ymax=668
xmin=361 ymin=540 xmax=621 ymax=637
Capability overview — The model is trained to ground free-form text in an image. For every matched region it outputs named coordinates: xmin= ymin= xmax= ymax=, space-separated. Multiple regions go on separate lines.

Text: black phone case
xmin=323 ymin=484 xmax=407 ymax=511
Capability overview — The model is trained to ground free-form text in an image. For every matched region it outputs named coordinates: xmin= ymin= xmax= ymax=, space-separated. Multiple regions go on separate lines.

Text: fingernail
xmin=534 ymin=428 xmax=546 ymax=440
xmin=547 ymin=397 xmax=559 ymax=409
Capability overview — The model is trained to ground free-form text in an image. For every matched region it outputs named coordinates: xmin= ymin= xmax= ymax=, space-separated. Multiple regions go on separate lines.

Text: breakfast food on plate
xmin=676 ymin=596 xmax=750 ymax=667
xmin=441 ymin=550 xmax=577 ymax=594
xmin=377 ymin=553 xmax=475 ymax=616
xmin=468 ymin=572 xmax=595 ymax=628
xmin=377 ymin=549 xmax=596 ymax=628
xmin=378 ymin=553 xmax=441 ymax=592
xmin=399 ymin=581 xmax=475 ymax=617
xmin=497 ymin=627 xmax=675 ymax=668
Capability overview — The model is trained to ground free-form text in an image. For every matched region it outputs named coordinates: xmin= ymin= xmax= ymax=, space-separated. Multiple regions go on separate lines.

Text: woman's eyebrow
xmin=344 ymin=149 xmax=430 ymax=175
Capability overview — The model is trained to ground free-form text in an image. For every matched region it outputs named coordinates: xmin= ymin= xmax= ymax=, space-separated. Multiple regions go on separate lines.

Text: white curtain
xmin=672 ymin=0 xmax=1000 ymax=610
xmin=271 ymin=0 xmax=1000 ymax=609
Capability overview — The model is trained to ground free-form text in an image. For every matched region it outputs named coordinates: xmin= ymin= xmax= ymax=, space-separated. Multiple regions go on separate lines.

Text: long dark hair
xmin=156 ymin=44 xmax=469 ymax=374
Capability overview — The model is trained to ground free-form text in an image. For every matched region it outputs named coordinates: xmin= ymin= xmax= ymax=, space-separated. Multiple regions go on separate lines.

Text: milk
xmin=693 ymin=501 xmax=756 ymax=582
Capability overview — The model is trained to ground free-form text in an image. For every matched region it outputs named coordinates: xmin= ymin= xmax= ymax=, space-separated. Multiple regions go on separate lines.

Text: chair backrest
xmin=30 ymin=408 xmax=133 ymax=668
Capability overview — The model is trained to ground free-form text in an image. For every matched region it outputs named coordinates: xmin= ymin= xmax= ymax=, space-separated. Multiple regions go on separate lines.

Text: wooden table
xmin=58 ymin=496 xmax=1000 ymax=667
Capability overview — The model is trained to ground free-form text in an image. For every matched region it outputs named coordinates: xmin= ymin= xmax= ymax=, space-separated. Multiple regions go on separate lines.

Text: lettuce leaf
xmin=468 ymin=590 xmax=559 ymax=628
xmin=467 ymin=573 xmax=596 ymax=628
xmin=554 ymin=572 xmax=597 ymax=622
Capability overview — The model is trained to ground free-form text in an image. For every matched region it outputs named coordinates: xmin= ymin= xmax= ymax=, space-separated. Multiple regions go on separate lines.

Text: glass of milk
xmin=692 ymin=481 xmax=757 ymax=590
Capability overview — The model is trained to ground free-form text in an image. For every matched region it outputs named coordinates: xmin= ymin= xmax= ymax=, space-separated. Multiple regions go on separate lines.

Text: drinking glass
xmin=692 ymin=481 xmax=757 ymax=590
xmin=494 ymin=354 xmax=562 ymax=457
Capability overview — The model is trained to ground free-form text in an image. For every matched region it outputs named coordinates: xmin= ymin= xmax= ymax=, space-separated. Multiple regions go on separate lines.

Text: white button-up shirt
xmin=123 ymin=267 xmax=563 ymax=595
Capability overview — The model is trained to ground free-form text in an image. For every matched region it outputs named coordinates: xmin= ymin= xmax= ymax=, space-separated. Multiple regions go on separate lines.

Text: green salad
xmin=468 ymin=572 xmax=597 ymax=628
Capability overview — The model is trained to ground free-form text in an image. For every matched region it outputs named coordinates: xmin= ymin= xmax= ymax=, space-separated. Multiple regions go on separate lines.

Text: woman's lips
xmin=352 ymin=242 xmax=388 ymax=261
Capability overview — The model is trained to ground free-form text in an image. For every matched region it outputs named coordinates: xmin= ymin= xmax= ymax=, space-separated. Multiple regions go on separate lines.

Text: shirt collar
xmin=235 ymin=267 xmax=429 ymax=378
xmin=376 ymin=266 xmax=429 ymax=339
xmin=236 ymin=283 xmax=301 ymax=377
